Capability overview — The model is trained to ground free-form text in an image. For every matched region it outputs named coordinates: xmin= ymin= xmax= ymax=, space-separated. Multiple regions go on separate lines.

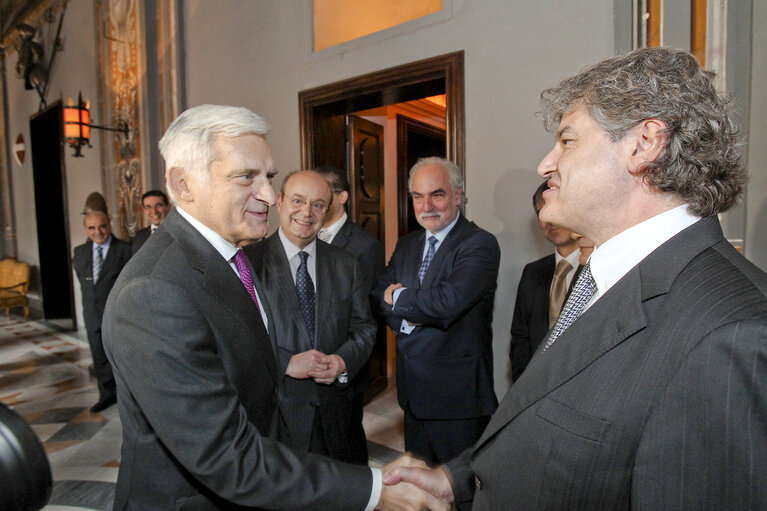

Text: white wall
xmin=6 ymin=0 xmax=105 ymax=330
xmin=746 ymin=0 xmax=767 ymax=269
xmin=183 ymin=0 xmax=615 ymax=396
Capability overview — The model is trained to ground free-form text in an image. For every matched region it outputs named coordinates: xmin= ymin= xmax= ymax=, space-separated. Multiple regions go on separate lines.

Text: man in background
xmin=132 ymin=190 xmax=170 ymax=255
xmin=315 ymin=165 xmax=385 ymax=464
xmin=374 ymin=157 xmax=500 ymax=465
xmin=73 ymin=210 xmax=131 ymax=412
xmin=386 ymin=47 xmax=767 ymax=510
xmin=509 ymin=181 xmax=580 ymax=381
xmin=247 ymin=169 xmax=376 ymax=465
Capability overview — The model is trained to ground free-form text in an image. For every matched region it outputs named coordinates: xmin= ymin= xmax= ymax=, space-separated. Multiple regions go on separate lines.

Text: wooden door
xmin=347 ymin=115 xmax=387 ymax=399
xmin=396 ymin=115 xmax=446 ymax=235
xmin=347 ymin=115 xmax=384 ymax=240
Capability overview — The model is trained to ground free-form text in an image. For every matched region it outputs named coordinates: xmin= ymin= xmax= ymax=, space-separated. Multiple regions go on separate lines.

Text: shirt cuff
xmin=365 ymin=467 xmax=382 ymax=511
xmin=399 ymin=319 xmax=416 ymax=335
xmin=391 ymin=287 xmax=405 ymax=307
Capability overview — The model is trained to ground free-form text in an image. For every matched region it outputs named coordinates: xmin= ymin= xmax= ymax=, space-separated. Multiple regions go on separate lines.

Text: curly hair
xmin=540 ymin=47 xmax=745 ymax=216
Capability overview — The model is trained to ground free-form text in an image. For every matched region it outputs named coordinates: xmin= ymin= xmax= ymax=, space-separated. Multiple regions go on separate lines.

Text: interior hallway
xmin=0 ymin=316 xmax=404 ymax=510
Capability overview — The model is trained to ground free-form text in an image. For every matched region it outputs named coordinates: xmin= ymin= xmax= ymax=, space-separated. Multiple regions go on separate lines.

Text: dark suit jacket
xmin=246 ymin=233 xmax=376 ymax=459
xmin=509 ymin=253 xmax=555 ymax=381
xmin=447 ymin=217 xmax=767 ymax=509
xmin=330 ymin=218 xmax=385 ymax=295
xmin=131 ymin=226 xmax=151 ymax=255
xmin=374 ymin=215 xmax=500 ymax=420
xmin=102 ymin=210 xmax=372 ymax=511
xmin=73 ymin=237 xmax=132 ymax=333
xmin=330 ymin=218 xmax=385 ymax=391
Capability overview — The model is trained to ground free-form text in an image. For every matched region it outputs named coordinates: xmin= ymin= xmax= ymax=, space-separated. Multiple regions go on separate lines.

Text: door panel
xmin=348 ymin=115 xmax=387 ymax=400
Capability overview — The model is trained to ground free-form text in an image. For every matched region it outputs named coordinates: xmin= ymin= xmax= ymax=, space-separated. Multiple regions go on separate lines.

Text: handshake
xmin=376 ymin=453 xmax=455 ymax=511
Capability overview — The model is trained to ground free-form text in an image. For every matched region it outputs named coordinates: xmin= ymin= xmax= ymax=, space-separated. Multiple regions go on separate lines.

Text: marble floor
xmin=0 ymin=317 xmax=404 ymax=510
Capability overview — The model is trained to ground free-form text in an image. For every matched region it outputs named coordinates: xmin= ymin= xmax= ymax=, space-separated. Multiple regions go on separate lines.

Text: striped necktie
xmin=93 ymin=246 xmax=104 ymax=284
xmin=418 ymin=236 xmax=438 ymax=284
xmin=542 ymin=261 xmax=596 ymax=351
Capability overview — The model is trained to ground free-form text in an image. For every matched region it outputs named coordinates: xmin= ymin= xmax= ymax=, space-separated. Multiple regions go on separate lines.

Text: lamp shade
xmin=62 ymin=99 xmax=89 ymax=144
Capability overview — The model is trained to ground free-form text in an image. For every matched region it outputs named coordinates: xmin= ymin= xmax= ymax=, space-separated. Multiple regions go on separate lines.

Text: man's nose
xmin=257 ymin=180 xmax=276 ymax=206
xmin=537 ymin=145 xmax=558 ymax=178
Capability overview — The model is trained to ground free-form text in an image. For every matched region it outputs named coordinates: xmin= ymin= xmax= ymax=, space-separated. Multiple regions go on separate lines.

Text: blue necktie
xmin=295 ymin=251 xmax=316 ymax=347
xmin=418 ymin=236 xmax=438 ymax=284
xmin=542 ymin=261 xmax=596 ymax=351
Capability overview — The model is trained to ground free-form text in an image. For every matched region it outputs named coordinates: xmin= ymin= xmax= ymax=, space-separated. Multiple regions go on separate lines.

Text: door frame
xmin=298 ymin=51 xmax=464 ymax=174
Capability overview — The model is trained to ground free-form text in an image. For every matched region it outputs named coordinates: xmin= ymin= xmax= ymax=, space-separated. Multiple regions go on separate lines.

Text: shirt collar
xmin=319 ymin=212 xmax=347 ymax=241
xmin=556 ymin=247 xmax=581 ymax=268
xmin=94 ymin=235 xmax=112 ymax=252
xmin=426 ymin=212 xmax=461 ymax=244
xmin=278 ymin=227 xmax=317 ymax=261
xmin=176 ymin=206 xmax=239 ymax=262
xmin=589 ymin=205 xmax=701 ymax=297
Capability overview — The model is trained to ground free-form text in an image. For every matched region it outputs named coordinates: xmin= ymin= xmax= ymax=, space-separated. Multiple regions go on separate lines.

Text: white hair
xmin=159 ymin=104 xmax=270 ymax=203
xmin=408 ymin=157 xmax=465 ymax=201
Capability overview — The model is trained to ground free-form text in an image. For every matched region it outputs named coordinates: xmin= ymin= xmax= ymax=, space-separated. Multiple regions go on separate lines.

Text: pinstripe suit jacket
xmin=447 ymin=217 xmax=767 ymax=510
xmin=246 ymin=233 xmax=376 ymax=459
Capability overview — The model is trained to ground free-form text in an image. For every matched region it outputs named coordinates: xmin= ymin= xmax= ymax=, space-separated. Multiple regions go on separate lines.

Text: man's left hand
xmin=309 ymin=354 xmax=346 ymax=384
xmin=384 ymin=283 xmax=404 ymax=305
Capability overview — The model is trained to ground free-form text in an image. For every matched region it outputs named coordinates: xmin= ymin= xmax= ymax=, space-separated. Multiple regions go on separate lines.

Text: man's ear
xmin=627 ymin=119 xmax=666 ymax=175
xmin=167 ymin=167 xmax=193 ymax=202
xmin=337 ymin=190 xmax=349 ymax=206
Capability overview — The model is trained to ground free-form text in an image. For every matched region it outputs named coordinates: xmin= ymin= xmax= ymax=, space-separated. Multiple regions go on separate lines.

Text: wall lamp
xmin=63 ymin=92 xmax=129 ymax=157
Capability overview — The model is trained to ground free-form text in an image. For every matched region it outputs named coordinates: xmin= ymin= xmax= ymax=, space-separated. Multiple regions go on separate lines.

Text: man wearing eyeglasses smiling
xmin=247 ymin=169 xmax=376 ymax=464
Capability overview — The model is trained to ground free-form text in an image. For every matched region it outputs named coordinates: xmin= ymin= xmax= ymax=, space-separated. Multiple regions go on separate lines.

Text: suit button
xmin=474 ymin=476 xmax=482 ymax=490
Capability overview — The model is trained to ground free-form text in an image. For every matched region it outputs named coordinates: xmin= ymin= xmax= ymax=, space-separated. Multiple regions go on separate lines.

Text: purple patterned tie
xmin=233 ymin=249 xmax=260 ymax=312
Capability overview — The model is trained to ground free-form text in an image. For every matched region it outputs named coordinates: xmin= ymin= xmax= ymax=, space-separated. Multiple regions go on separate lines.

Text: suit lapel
xmin=420 ymin=215 xmax=468 ymax=288
xmin=264 ymin=235 xmax=313 ymax=350
xmin=331 ymin=220 xmax=351 ymax=250
xmin=166 ymin=211 xmax=279 ymax=383
xmin=315 ymin=242 xmax=334 ymax=352
xmin=476 ymin=217 xmax=724 ymax=449
xmin=479 ymin=270 xmax=646 ymax=444
xmin=404 ymin=230 xmax=426 ymax=288
xmin=83 ymin=241 xmax=94 ymax=281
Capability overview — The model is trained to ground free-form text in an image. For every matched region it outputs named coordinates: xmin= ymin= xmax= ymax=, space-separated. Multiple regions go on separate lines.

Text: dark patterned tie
xmin=93 ymin=246 xmax=104 ymax=284
xmin=295 ymin=251 xmax=316 ymax=347
xmin=418 ymin=236 xmax=438 ymax=284
xmin=542 ymin=261 xmax=596 ymax=352
xmin=233 ymin=249 xmax=260 ymax=312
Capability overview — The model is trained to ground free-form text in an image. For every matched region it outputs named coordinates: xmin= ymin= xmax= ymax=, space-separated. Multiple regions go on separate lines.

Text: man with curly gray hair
xmin=385 ymin=47 xmax=767 ymax=510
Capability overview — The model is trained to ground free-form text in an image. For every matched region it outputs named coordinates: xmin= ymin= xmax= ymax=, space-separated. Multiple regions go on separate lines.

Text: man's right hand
xmin=285 ymin=350 xmax=329 ymax=379
xmin=382 ymin=464 xmax=455 ymax=506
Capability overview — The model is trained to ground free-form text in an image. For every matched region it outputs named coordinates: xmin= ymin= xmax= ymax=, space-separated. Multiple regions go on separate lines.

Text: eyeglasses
xmin=285 ymin=195 xmax=328 ymax=213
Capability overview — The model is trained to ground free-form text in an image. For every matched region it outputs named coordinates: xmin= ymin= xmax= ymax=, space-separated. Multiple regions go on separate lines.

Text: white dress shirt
xmin=277 ymin=228 xmax=318 ymax=289
xmin=586 ymin=204 xmax=701 ymax=310
xmin=318 ymin=212 xmax=347 ymax=244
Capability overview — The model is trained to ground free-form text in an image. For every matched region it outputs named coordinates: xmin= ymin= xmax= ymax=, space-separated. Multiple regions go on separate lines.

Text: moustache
xmin=419 ymin=212 xmax=442 ymax=220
